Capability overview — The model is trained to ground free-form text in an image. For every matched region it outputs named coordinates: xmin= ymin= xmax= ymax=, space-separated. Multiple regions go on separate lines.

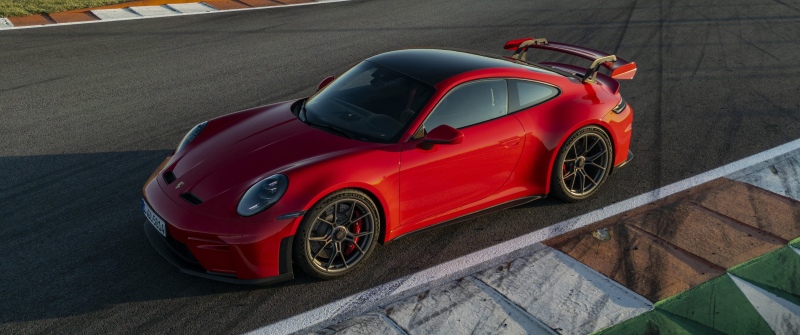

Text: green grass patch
xmin=0 ymin=0 xmax=132 ymax=17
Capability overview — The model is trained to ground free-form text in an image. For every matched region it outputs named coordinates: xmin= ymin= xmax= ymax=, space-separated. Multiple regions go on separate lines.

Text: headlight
xmin=237 ymin=174 xmax=289 ymax=216
xmin=175 ymin=121 xmax=208 ymax=154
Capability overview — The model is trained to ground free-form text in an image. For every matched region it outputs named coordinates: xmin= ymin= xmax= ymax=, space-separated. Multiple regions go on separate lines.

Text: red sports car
xmin=142 ymin=37 xmax=636 ymax=284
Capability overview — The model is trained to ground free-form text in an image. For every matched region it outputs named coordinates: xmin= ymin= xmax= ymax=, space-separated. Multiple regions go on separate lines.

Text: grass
xmin=0 ymin=0 xmax=132 ymax=17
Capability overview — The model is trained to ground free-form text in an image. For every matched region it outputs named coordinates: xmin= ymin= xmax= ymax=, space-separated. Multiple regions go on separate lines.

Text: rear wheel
xmin=550 ymin=126 xmax=613 ymax=202
xmin=293 ymin=190 xmax=380 ymax=280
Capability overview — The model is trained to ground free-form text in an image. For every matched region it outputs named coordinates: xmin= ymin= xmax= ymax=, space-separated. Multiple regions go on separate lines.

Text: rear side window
xmin=508 ymin=80 xmax=559 ymax=113
xmin=424 ymin=79 xmax=508 ymax=130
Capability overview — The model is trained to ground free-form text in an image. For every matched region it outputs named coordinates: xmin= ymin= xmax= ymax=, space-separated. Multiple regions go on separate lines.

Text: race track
xmin=1 ymin=0 xmax=799 ymax=333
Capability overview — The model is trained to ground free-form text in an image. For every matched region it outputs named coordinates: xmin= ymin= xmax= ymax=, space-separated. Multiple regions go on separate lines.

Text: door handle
xmin=499 ymin=136 xmax=521 ymax=148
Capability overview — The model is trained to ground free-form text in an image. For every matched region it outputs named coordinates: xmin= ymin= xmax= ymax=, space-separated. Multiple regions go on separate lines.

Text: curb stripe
xmin=474 ymin=247 xmax=652 ymax=334
xmin=90 ymin=8 xmax=141 ymax=20
xmin=0 ymin=18 xmax=12 ymax=28
xmin=729 ymin=273 xmax=800 ymax=334
xmin=127 ymin=5 xmax=181 ymax=16
xmin=165 ymin=3 xmax=219 ymax=13
xmin=468 ymin=276 xmax=558 ymax=335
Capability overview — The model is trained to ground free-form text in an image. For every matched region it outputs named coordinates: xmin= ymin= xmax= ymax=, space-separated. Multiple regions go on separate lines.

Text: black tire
xmin=293 ymin=189 xmax=381 ymax=280
xmin=550 ymin=126 xmax=613 ymax=202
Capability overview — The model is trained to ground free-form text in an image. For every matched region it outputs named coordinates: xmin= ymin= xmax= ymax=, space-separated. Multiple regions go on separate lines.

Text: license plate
xmin=142 ymin=199 xmax=167 ymax=237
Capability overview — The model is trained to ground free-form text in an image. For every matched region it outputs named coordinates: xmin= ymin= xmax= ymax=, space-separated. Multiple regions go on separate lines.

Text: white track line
xmin=0 ymin=0 xmax=351 ymax=31
xmin=252 ymin=137 xmax=800 ymax=335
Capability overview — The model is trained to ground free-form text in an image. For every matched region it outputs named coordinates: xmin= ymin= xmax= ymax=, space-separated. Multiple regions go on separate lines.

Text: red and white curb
xmin=736 ymin=154 xmax=800 ymax=200
xmin=89 ymin=3 xmax=217 ymax=20
xmin=364 ymin=247 xmax=652 ymax=335
xmin=0 ymin=0 xmax=349 ymax=30
xmin=252 ymin=138 xmax=800 ymax=335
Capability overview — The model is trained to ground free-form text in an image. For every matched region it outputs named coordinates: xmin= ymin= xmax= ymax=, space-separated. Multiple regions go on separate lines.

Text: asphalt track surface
xmin=1 ymin=0 xmax=799 ymax=333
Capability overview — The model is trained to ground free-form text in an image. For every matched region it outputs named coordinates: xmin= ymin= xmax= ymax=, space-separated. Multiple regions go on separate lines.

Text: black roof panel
xmin=367 ymin=49 xmax=546 ymax=86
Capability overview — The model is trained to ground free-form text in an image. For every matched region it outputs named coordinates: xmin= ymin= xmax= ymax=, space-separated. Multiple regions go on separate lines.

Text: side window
xmin=424 ymin=79 xmax=508 ymax=131
xmin=508 ymin=80 xmax=559 ymax=113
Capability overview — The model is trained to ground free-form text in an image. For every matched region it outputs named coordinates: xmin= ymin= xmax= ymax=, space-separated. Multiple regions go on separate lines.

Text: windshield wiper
xmin=300 ymin=100 xmax=358 ymax=140
xmin=306 ymin=120 xmax=357 ymax=140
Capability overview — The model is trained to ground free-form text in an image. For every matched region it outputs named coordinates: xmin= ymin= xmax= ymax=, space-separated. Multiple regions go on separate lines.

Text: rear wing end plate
xmin=504 ymin=37 xmax=637 ymax=82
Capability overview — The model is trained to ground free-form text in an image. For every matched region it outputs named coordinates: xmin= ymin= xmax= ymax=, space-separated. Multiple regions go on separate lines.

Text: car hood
xmin=160 ymin=101 xmax=376 ymax=217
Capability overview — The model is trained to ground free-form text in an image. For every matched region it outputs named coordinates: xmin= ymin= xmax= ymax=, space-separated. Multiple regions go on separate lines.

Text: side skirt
xmin=389 ymin=195 xmax=545 ymax=242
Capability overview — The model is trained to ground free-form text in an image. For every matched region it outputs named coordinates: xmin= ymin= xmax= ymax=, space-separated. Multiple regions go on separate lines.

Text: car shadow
xmin=0 ymin=150 xmax=320 ymax=323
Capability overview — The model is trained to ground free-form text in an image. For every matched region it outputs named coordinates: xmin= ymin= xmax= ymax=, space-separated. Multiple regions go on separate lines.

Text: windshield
xmin=304 ymin=61 xmax=435 ymax=143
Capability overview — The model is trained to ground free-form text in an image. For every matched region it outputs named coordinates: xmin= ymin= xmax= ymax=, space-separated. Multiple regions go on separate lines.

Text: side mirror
xmin=421 ymin=125 xmax=463 ymax=149
xmin=317 ymin=76 xmax=335 ymax=91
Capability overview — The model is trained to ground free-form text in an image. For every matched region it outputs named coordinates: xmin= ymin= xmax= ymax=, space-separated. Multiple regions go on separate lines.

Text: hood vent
xmin=180 ymin=192 xmax=203 ymax=205
xmin=163 ymin=171 xmax=177 ymax=184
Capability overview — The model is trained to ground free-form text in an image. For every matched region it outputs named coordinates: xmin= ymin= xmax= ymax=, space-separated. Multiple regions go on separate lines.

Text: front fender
xmin=279 ymin=145 xmax=402 ymax=239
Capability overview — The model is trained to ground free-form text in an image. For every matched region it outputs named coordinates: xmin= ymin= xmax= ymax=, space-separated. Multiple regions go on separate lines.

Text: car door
xmin=398 ymin=79 xmax=525 ymax=226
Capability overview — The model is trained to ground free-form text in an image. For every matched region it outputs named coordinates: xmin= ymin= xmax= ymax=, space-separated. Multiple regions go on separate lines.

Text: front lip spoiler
xmin=611 ymin=150 xmax=634 ymax=174
xmin=143 ymin=222 xmax=294 ymax=285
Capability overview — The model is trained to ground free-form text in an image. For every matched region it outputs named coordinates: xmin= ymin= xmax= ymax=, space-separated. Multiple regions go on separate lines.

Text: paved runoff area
xmin=0 ymin=0 xmax=344 ymax=29
xmin=292 ymin=152 xmax=800 ymax=334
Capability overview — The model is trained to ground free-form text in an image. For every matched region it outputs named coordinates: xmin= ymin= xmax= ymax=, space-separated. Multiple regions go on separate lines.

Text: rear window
xmin=508 ymin=80 xmax=559 ymax=112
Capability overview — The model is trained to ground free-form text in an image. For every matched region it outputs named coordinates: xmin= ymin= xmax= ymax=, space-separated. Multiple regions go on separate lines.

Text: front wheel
xmin=550 ymin=126 xmax=613 ymax=202
xmin=293 ymin=190 xmax=381 ymax=280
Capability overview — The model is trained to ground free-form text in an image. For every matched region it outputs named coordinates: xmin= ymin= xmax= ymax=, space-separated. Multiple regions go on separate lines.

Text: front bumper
xmin=142 ymin=168 xmax=299 ymax=285
xmin=144 ymin=221 xmax=294 ymax=285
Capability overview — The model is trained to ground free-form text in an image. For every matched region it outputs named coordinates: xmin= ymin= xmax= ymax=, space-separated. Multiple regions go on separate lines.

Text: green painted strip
xmin=595 ymin=275 xmax=773 ymax=334
xmin=655 ymin=275 xmax=773 ymax=334
xmin=728 ymin=246 xmax=800 ymax=306
xmin=593 ymin=239 xmax=800 ymax=334
xmin=591 ymin=311 xmax=688 ymax=335
xmin=658 ymin=310 xmax=727 ymax=335
xmin=591 ymin=309 xmax=727 ymax=334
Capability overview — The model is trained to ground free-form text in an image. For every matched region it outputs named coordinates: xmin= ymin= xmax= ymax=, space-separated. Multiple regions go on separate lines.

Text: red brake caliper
xmin=345 ymin=210 xmax=362 ymax=255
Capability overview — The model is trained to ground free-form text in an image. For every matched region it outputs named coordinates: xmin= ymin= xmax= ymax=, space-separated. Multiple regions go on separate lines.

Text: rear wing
xmin=504 ymin=37 xmax=637 ymax=83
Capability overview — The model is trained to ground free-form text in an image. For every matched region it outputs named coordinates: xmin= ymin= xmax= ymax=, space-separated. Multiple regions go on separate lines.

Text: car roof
xmin=366 ymin=49 xmax=557 ymax=86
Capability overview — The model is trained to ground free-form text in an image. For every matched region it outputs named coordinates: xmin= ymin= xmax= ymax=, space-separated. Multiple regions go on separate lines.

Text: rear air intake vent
xmin=180 ymin=193 xmax=203 ymax=205
xmin=163 ymin=171 xmax=177 ymax=184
